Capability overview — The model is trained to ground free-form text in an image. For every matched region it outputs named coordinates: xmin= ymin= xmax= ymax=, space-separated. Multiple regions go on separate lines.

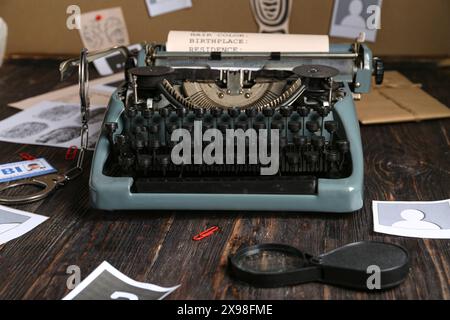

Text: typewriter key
xmin=288 ymin=120 xmax=301 ymax=133
xmin=134 ymin=126 xmax=143 ymax=134
xmin=336 ymin=140 xmax=349 ymax=169
xmin=182 ymin=122 xmax=194 ymax=133
xmin=211 ymin=107 xmax=223 ymax=118
xmin=287 ymin=152 xmax=299 ymax=172
xmin=306 ymin=120 xmax=319 ymax=134
xmin=126 ymin=106 xmax=137 ymax=118
xmin=142 ymin=108 xmax=152 ymax=119
xmin=293 ymin=135 xmax=307 ymax=147
xmin=336 ymin=139 xmax=349 ymax=153
xmin=150 ymin=138 xmax=160 ymax=149
xmin=177 ymin=107 xmax=188 ymax=118
xmin=298 ymin=106 xmax=310 ymax=117
xmin=245 ymin=107 xmax=258 ymax=118
xmin=203 ymin=119 xmax=214 ymax=132
xmin=236 ymin=121 xmax=248 ymax=130
xmin=139 ymin=155 xmax=152 ymax=176
xmin=325 ymin=120 xmax=338 ymax=144
xmin=326 ymin=150 xmax=339 ymax=163
xmin=253 ymin=121 xmax=266 ymax=130
xmin=305 ymin=151 xmax=319 ymax=171
xmin=262 ymin=106 xmax=274 ymax=117
xmin=115 ymin=134 xmax=126 ymax=146
xmin=167 ymin=123 xmax=179 ymax=134
xmin=287 ymin=152 xmax=299 ymax=164
xmin=118 ymin=153 xmax=135 ymax=173
xmin=280 ymin=106 xmax=292 ymax=117
xmin=271 ymin=121 xmax=284 ymax=130
xmin=325 ymin=121 xmax=338 ymax=133
xmin=195 ymin=107 xmax=205 ymax=118
xmin=218 ymin=122 xmax=230 ymax=134
xmin=161 ymin=108 xmax=171 ymax=118
xmin=228 ymin=107 xmax=240 ymax=118
xmin=317 ymin=105 xmax=331 ymax=118
xmin=135 ymin=137 xmax=145 ymax=150
xmin=159 ymin=156 xmax=170 ymax=176
xmin=311 ymin=136 xmax=325 ymax=150
xmin=279 ymin=137 xmax=288 ymax=149
xmin=149 ymin=124 xmax=159 ymax=134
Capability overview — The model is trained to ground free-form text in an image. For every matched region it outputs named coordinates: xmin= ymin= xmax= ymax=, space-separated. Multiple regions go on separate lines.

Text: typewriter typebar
xmin=87 ymin=41 xmax=383 ymax=212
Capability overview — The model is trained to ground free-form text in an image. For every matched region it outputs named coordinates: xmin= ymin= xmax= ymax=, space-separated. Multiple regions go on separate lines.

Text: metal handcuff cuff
xmin=0 ymin=49 xmax=91 ymax=204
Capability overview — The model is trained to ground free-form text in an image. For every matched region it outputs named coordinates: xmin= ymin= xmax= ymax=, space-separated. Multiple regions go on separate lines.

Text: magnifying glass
xmin=229 ymin=241 xmax=410 ymax=290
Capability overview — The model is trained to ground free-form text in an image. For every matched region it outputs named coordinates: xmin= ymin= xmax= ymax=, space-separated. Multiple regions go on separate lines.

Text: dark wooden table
xmin=0 ymin=58 xmax=449 ymax=300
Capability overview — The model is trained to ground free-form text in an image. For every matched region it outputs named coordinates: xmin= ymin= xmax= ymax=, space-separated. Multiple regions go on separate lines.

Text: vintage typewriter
xmin=63 ymin=36 xmax=383 ymax=212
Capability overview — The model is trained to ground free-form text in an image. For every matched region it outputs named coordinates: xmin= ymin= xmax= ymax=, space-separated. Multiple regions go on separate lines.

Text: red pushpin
xmin=192 ymin=226 xmax=220 ymax=241
xmin=95 ymin=14 xmax=103 ymax=21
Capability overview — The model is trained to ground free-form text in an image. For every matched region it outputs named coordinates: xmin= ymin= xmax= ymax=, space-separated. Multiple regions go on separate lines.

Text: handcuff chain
xmin=62 ymin=48 xmax=90 ymax=184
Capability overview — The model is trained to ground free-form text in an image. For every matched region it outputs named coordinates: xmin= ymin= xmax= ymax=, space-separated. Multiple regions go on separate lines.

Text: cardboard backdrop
xmin=1 ymin=0 xmax=449 ymax=57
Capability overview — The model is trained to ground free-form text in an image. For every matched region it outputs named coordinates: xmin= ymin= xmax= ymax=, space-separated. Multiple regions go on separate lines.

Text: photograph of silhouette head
xmin=330 ymin=0 xmax=382 ymax=42
xmin=392 ymin=209 xmax=441 ymax=230
xmin=26 ymin=162 xmax=46 ymax=171
xmin=373 ymin=200 xmax=450 ymax=239
xmin=0 ymin=205 xmax=48 ymax=246
xmin=340 ymin=0 xmax=366 ymax=28
xmin=0 ymin=210 xmax=30 ymax=236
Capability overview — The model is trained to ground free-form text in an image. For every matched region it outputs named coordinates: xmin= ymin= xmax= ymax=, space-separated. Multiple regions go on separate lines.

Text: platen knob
xmin=373 ymin=57 xmax=384 ymax=85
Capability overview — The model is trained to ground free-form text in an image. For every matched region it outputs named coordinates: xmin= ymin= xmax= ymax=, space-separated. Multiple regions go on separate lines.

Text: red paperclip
xmin=19 ymin=152 xmax=36 ymax=161
xmin=65 ymin=146 xmax=78 ymax=160
xmin=192 ymin=226 xmax=220 ymax=241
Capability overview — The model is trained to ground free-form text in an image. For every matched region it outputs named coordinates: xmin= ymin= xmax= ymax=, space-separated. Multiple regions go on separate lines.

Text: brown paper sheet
xmin=356 ymin=71 xmax=450 ymax=124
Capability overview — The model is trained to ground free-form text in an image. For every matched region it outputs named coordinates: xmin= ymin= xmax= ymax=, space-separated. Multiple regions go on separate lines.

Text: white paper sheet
xmin=0 ymin=100 xmax=105 ymax=149
xmin=79 ymin=7 xmax=130 ymax=52
xmin=145 ymin=0 xmax=192 ymax=17
xmin=0 ymin=205 xmax=48 ymax=245
xmin=0 ymin=18 xmax=7 ymax=67
xmin=9 ymin=73 xmax=124 ymax=110
xmin=373 ymin=199 xmax=450 ymax=239
xmin=63 ymin=261 xmax=180 ymax=300
xmin=166 ymin=31 xmax=329 ymax=52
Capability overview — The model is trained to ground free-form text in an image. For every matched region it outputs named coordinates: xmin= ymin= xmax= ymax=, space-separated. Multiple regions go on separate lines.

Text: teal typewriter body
xmin=88 ymin=42 xmax=383 ymax=212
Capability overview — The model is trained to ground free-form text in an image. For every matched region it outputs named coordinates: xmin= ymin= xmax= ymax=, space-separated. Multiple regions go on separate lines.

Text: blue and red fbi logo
xmin=0 ymin=158 xmax=56 ymax=183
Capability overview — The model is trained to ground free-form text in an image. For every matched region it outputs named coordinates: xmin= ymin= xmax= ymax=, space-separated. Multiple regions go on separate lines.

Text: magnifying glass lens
xmin=234 ymin=247 xmax=308 ymax=274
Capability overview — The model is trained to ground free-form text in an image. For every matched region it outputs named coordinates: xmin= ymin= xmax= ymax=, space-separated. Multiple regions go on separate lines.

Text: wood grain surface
xmin=0 ymin=59 xmax=448 ymax=300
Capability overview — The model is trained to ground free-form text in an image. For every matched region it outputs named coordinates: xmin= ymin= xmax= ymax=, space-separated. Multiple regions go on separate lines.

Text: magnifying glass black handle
xmin=229 ymin=241 xmax=410 ymax=291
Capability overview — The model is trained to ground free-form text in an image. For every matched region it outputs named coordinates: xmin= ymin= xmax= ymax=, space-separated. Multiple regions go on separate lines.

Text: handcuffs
xmin=0 ymin=46 xmax=133 ymax=205
xmin=0 ymin=49 xmax=90 ymax=205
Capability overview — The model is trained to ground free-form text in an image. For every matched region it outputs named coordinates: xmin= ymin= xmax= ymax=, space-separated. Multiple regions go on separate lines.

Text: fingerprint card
xmin=79 ymin=7 xmax=130 ymax=52
xmin=0 ymin=100 xmax=105 ymax=149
